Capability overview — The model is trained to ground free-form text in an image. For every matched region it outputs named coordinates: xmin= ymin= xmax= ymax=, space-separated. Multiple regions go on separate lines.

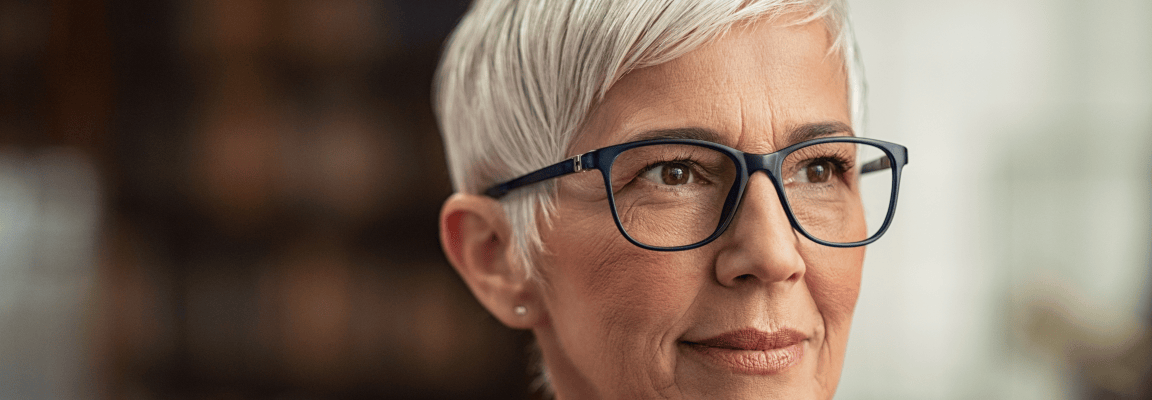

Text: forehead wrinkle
xmin=732 ymin=82 xmax=782 ymax=154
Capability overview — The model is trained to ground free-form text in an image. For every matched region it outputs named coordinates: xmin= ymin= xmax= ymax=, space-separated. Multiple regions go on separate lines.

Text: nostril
xmin=735 ymin=274 xmax=756 ymax=282
xmin=727 ymin=271 xmax=802 ymax=285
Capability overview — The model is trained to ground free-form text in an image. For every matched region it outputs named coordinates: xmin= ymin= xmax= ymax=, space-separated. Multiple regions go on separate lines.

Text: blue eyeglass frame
xmin=484 ymin=136 xmax=909 ymax=251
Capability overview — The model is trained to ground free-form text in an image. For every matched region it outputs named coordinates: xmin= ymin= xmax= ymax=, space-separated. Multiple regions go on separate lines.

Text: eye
xmin=795 ymin=159 xmax=836 ymax=183
xmin=641 ymin=161 xmax=696 ymax=186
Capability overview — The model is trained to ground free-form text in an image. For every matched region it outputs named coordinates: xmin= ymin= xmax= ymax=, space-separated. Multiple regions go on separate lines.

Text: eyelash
xmin=623 ymin=149 xmax=855 ymax=189
xmin=806 ymin=156 xmax=852 ymax=173
xmin=637 ymin=157 xmax=699 ymax=176
xmin=788 ymin=153 xmax=855 ymax=187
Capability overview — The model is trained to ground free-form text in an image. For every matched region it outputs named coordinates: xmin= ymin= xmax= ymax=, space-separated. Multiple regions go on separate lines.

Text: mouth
xmin=680 ymin=328 xmax=806 ymax=375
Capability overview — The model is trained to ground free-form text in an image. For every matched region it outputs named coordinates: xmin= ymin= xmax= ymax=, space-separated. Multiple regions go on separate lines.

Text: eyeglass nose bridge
xmin=712 ymin=151 xmax=793 ymax=237
xmin=737 ymin=151 xmax=792 ymax=210
xmin=742 ymin=151 xmax=784 ymax=180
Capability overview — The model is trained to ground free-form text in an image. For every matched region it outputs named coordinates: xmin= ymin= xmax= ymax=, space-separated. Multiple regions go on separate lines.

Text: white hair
xmin=434 ymin=0 xmax=864 ymax=280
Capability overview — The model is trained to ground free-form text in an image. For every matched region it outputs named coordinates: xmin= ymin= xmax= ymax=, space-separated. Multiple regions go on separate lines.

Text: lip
xmin=681 ymin=328 xmax=806 ymax=375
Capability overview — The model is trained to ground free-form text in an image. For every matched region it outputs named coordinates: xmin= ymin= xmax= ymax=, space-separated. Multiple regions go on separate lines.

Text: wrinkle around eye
xmin=613 ymin=195 xmax=649 ymax=233
xmin=559 ymin=171 xmax=610 ymax=203
xmin=573 ymin=223 xmax=637 ymax=299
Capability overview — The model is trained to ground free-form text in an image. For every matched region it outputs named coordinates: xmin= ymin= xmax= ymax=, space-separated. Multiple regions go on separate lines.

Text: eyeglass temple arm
xmin=483 ymin=152 xmax=595 ymax=198
xmin=860 ymin=156 xmax=891 ymax=174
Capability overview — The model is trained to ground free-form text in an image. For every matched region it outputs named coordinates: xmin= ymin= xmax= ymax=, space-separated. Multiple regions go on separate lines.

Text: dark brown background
xmin=0 ymin=0 xmax=536 ymax=398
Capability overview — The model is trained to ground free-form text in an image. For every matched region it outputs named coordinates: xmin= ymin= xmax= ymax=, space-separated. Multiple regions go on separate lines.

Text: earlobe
xmin=439 ymin=193 xmax=543 ymax=329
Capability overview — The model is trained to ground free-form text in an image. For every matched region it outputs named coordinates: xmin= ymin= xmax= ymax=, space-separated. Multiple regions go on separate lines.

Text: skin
xmin=441 ymin=16 xmax=864 ymax=400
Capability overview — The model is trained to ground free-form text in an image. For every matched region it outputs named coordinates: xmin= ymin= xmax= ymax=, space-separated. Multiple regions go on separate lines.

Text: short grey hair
xmin=434 ymin=0 xmax=864 ymax=279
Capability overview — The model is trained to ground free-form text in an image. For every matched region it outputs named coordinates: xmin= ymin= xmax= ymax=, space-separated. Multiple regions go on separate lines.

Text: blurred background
xmin=0 ymin=0 xmax=1148 ymax=399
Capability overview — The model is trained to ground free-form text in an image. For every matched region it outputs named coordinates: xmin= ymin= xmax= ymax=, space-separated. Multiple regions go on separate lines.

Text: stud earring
xmin=514 ymin=305 xmax=527 ymax=316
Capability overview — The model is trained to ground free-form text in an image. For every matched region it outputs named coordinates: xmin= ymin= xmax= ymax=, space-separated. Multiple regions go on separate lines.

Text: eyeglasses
xmin=484 ymin=137 xmax=908 ymax=251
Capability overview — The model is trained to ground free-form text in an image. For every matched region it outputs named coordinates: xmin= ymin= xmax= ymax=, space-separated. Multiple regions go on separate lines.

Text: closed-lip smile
xmin=681 ymin=328 xmax=806 ymax=375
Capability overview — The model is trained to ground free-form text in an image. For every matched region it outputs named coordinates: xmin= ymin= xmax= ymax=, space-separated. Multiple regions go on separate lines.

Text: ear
xmin=440 ymin=193 xmax=544 ymax=329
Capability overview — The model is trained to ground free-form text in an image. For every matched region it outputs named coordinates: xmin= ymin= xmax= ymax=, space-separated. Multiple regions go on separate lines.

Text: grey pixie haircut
xmin=435 ymin=0 xmax=864 ymax=279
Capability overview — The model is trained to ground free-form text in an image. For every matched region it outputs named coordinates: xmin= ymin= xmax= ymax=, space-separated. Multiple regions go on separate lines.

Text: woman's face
xmin=533 ymin=18 xmax=863 ymax=399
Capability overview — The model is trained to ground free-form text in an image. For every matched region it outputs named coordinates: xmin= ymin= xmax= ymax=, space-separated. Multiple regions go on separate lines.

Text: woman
xmin=435 ymin=0 xmax=907 ymax=398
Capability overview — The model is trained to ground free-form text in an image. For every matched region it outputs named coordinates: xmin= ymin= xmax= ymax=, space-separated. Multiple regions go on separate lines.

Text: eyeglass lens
xmin=607 ymin=141 xmax=894 ymax=247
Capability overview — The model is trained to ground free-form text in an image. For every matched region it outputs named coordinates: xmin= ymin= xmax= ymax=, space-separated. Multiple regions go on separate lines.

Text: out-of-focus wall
xmin=841 ymin=0 xmax=1152 ymax=399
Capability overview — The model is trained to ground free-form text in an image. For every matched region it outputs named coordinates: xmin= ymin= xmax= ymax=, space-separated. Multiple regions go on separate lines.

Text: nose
xmin=714 ymin=172 xmax=806 ymax=287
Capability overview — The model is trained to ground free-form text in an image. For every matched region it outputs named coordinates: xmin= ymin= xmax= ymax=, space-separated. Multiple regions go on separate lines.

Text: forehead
xmin=573 ymin=17 xmax=850 ymax=154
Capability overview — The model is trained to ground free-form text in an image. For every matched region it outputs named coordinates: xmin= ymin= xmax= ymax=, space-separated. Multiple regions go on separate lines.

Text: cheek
xmin=800 ymin=245 xmax=863 ymax=394
xmin=803 ymin=245 xmax=864 ymax=337
xmin=543 ymin=196 xmax=701 ymax=330
xmin=547 ymin=228 xmax=698 ymax=340
xmin=540 ymin=208 xmax=707 ymax=382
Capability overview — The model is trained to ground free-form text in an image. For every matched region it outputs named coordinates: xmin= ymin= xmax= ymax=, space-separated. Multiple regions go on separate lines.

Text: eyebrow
xmin=627 ymin=127 xmax=724 ymax=143
xmin=624 ymin=121 xmax=854 ymax=147
xmin=787 ymin=121 xmax=854 ymax=144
